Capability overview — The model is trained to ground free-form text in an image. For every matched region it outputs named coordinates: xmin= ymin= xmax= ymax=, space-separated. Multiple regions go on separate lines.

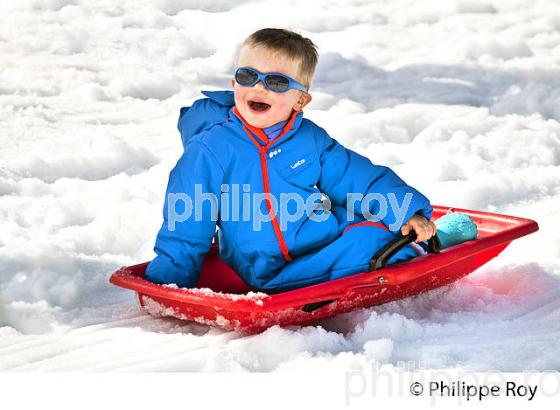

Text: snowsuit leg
xmin=260 ymin=220 xmax=418 ymax=293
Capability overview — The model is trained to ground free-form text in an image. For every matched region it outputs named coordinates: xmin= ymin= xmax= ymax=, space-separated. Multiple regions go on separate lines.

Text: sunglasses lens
xmin=265 ymin=74 xmax=290 ymax=92
xmin=235 ymin=68 xmax=258 ymax=86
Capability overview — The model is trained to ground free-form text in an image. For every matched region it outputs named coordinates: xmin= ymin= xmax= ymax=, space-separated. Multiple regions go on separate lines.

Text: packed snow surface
xmin=1 ymin=0 xmax=559 ymax=372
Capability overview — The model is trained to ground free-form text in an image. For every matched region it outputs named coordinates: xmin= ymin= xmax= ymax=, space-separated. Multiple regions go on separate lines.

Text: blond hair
xmin=240 ymin=28 xmax=319 ymax=90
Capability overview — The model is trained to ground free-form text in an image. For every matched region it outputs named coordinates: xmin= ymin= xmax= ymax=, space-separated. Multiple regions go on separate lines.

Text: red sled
xmin=109 ymin=206 xmax=538 ymax=333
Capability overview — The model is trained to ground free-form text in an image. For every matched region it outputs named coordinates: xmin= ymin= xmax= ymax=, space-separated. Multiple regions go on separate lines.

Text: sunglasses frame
xmin=234 ymin=66 xmax=308 ymax=93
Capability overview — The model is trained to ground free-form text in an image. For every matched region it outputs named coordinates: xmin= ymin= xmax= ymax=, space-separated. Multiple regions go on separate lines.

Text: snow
xmin=1 ymin=0 xmax=559 ymax=374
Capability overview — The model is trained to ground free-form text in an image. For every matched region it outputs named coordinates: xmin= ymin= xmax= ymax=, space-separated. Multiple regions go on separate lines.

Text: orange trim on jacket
xmin=232 ymin=106 xmax=299 ymax=262
xmin=343 ymin=221 xmax=389 ymax=234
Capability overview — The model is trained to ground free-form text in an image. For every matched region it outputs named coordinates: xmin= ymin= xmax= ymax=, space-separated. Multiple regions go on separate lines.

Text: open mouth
xmin=248 ymin=100 xmax=271 ymax=113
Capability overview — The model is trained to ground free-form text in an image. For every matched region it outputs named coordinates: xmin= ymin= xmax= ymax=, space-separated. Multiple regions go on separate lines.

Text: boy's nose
xmin=253 ymin=80 xmax=267 ymax=91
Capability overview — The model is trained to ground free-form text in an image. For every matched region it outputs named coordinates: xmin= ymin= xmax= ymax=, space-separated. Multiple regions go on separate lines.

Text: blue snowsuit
xmin=146 ymin=90 xmax=433 ymax=293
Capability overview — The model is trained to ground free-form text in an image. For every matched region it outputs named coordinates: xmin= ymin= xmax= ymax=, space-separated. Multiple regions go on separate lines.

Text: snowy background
xmin=1 ymin=0 xmax=559 ymax=372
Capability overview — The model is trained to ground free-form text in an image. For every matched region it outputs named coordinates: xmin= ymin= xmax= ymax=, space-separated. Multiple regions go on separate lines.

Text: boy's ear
xmin=231 ymin=78 xmax=235 ymax=88
xmin=293 ymin=92 xmax=312 ymax=112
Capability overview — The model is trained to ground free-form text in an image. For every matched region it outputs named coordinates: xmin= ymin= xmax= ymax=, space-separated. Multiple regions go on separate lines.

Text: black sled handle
xmin=369 ymin=231 xmax=441 ymax=272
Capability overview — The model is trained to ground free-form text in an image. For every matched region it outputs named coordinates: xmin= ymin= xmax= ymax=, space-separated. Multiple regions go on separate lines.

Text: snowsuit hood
xmin=177 ymin=90 xmax=235 ymax=148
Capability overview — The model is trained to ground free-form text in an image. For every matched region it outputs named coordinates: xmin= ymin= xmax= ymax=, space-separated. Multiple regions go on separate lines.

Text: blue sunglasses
xmin=234 ymin=66 xmax=308 ymax=93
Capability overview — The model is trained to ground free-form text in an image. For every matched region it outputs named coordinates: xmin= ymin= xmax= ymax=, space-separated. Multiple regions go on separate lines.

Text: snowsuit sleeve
xmin=145 ymin=141 xmax=224 ymax=287
xmin=316 ymin=128 xmax=432 ymax=231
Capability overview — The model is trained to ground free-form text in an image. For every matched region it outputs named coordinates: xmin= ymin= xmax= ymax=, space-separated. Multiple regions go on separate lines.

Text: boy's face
xmin=231 ymin=45 xmax=312 ymax=129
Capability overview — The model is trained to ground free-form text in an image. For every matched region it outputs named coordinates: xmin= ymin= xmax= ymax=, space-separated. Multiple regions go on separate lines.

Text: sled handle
xmin=369 ymin=231 xmax=441 ymax=271
xmin=301 ymin=299 xmax=336 ymax=313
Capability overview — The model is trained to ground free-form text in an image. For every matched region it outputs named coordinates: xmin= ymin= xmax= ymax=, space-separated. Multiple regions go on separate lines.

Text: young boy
xmin=145 ymin=28 xmax=437 ymax=293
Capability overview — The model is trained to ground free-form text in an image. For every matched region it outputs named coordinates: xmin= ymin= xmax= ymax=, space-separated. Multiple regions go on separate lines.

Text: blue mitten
xmin=435 ymin=212 xmax=478 ymax=249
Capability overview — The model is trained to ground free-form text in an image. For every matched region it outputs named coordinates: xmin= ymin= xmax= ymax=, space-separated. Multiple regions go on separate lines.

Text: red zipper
xmin=233 ymin=107 xmax=298 ymax=262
